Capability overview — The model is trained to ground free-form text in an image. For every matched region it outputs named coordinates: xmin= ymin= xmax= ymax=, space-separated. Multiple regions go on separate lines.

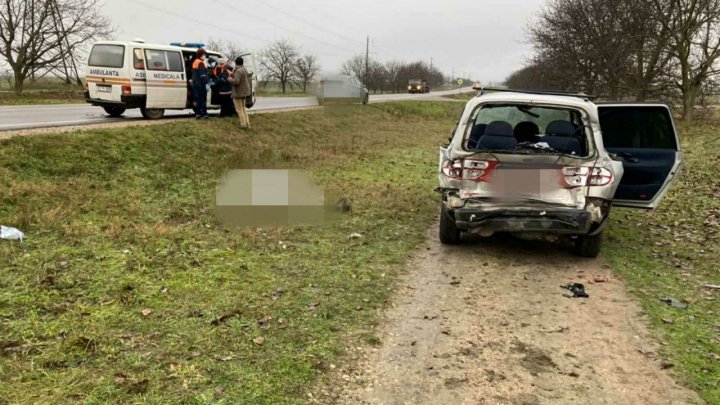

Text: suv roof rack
xmin=473 ymin=86 xmax=596 ymax=101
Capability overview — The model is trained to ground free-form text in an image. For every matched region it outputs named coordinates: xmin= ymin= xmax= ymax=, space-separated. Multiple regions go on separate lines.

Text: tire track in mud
xmin=330 ymin=227 xmax=702 ymax=405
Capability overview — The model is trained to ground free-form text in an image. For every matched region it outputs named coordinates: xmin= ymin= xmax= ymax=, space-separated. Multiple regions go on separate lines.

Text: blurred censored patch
xmin=486 ymin=167 xmax=567 ymax=202
xmin=215 ymin=170 xmax=340 ymax=228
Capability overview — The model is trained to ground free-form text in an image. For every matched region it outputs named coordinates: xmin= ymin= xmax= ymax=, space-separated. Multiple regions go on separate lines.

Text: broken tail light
xmin=122 ymin=85 xmax=132 ymax=95
xmin=442 ymin=159 xmax=497 ymax=181
xmin=561 ymin=166 xmax=613 ymax=188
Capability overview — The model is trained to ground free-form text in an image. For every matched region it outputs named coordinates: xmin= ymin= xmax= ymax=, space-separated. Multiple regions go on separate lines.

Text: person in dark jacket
xmin=191 ymin=48 xmax=210 ymax=119
xmin=214 ymin=58 xmax=235 ymax=117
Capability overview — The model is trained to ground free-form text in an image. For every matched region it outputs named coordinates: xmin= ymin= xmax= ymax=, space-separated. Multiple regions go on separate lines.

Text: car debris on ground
xmin=561 ymin=283 xmax=589 ymax=298
xmin=659 ymin=297 xmax=689 ymax=309
xmin=0 ymin=226 xmax=24 ymax=241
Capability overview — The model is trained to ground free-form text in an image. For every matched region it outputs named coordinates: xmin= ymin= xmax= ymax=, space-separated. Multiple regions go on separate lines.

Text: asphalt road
xmin=0 ymin=88 xmax=474 ymax=132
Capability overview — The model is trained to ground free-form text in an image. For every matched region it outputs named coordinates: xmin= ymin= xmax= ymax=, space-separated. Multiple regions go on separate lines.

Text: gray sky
xmin=104 ymin=0 xmax=545 ymax=83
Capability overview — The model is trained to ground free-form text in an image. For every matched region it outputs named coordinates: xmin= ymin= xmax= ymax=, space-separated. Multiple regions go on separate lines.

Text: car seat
xmin=478 ymin=121 xmax=516 ymax=150
xmin=543 ymin=120 xmax=582 ymax=155
xmin=514 ymin=121 xmax=540 ymax=143
xmin=467 ymin=123 xmax=487 ymax=149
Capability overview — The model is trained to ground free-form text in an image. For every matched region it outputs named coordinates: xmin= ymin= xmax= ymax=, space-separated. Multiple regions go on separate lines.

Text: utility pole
xmin=364 ymin=35 xmax=370 ymax=89
xmin=430 ymin=57 xmax=433 ymax=70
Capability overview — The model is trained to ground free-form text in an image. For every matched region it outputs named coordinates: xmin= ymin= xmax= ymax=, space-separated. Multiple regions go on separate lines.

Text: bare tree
xmin=258 ymin=39 xmax=300 ymax=94
xmin=293 ymin=54 xmax=320 ymax=93
xmin=653 ymin=0 xmax=720 ymax=120
xmin=341 ymin=54 xmax=366 ymax=84
xmin=384 ymin=61 xmax=403 ymax=93
xmin=205 ymin=37 xmax=244 ymax=60
xmin=0 ymin=0 xmax=114 ymax=94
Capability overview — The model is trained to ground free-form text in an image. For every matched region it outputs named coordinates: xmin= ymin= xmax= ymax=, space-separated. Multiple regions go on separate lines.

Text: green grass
xmin=0 ymin=89 xmax=85 ymax=105
xmin=605 ymin=118 xmax=720 ymax=403
xmin=0 ymin=102 xmax=461 ymax=403
xmin=442 ymin=91 xmax=477 ymax=101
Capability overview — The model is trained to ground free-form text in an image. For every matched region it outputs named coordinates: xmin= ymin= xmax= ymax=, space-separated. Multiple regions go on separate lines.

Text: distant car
xmin=438 ymin=88 xmax=682 ymax=257
xmin=316 ymin=74 xmax=369 ymax=105
xmin=408 ymin=79 xmax=430 ymax=94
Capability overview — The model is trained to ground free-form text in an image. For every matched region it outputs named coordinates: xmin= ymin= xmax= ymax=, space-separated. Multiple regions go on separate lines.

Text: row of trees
xmin=254 ymin=39 xmax=450 ymax=94
xmin=341 ymin=57 xmax=446 ymax=94
xmin=0 ymin=0 xmax=113 ymax=94
xmin=507 ymin=0 xmax=720 ymax=120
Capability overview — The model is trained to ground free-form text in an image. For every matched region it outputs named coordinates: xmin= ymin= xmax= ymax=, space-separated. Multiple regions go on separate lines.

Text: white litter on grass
xmin=349 ymin=233 xmax=363 ymax=239
xmin=0 ymin=226 xmax=24 ymax=241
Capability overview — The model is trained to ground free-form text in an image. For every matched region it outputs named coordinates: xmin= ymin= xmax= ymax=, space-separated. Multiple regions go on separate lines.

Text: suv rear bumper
xmin=452 ymin=207 xmax=593 ymax=235
xmin=86 ymin=94 xmax=145 ymax=109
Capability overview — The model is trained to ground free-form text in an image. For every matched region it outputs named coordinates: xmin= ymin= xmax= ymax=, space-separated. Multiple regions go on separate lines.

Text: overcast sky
xmin=102 ymin=0 xmax=545 ymax=83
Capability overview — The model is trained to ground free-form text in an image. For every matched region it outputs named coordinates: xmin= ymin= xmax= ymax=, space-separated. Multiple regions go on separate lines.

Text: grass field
xmin=0 ymin=100 xmax=717 ymax=403
xmin=605 ymin=118 xmax=720 ymax=403
xmin=0 ymin=77 xmax=85 ymax=105
xmin=0 ymin=102 xmax=459 ymax=403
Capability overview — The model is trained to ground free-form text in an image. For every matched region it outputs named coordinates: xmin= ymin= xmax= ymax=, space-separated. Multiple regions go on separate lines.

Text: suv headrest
xmin=485 ymin=121 xmax=514 ymax=137
xmin=545 ymin=120 xmax=577 ymax=136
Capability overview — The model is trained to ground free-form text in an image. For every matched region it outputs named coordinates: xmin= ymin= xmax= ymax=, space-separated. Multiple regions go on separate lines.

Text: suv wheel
xmin=141 ymin=108 xmax=165 ymax=120
xmin=575 ymin=230 xmax=603 ymax=258
xmin=439 ymin=204 xmax=461 ymax=244
xmin=103 ymin=106 xmax=126 ymax=117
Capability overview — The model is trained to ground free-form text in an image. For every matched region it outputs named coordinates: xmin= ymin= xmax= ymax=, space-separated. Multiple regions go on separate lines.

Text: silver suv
xmin=438 ymin=89 xmax=682 ymax=257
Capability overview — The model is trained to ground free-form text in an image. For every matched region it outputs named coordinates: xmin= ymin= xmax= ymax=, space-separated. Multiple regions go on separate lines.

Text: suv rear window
xmin=598 ymin=106 xmax=677 ymax=149
xmin=464 ymin=104 xmax=590 ymax=156
xmin=88 ymin=44 xmax=125 ymax=68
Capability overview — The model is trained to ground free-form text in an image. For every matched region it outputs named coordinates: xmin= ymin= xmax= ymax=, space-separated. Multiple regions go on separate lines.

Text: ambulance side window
xmin=133 ymin=48 xmax=145 ymax=70
xmin=145 ymin=49 xmax=168 ymax=71
xmin=167 ymin=51 xmax=184 ymax=72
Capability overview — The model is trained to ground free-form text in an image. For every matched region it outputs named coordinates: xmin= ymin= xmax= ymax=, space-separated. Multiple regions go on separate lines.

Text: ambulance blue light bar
xmin=170 ymin=42 xmax=205 ymax=49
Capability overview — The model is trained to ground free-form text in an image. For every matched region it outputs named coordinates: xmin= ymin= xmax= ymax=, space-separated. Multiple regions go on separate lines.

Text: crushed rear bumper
xmin=453 ymin=207 xmax=593 ymax=235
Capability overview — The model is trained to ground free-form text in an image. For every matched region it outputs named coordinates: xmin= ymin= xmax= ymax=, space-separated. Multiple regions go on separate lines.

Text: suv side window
xmin=599 ymin=106 xmax=677 ymax=149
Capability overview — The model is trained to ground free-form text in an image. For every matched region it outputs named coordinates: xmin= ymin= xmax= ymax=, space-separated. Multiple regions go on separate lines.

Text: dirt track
xmin=329 ymin=227 xmax=702 ymax=404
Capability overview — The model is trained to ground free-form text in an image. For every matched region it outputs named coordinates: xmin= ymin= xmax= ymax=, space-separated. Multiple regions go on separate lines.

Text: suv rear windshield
xmin=88 ymin=44 xmax=125 ymax=68
xmin=464 ymin=104 xmax=590 ymax=157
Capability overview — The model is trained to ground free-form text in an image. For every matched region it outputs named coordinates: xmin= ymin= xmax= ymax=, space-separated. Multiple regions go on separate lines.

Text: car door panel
xmin=598 ymin=105 xmax=682 ymax=209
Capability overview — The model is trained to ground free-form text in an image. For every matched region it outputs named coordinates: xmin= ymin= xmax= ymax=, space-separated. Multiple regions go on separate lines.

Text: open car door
xmin=143 ymin=48 xmax=187 ymax=109
xmin=598 ymin=104 xmax=683 ymax=209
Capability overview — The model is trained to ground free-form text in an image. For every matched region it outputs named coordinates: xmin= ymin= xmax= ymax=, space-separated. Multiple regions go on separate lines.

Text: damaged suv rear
xmin=438 ymin=89 xmax=682 ymax=257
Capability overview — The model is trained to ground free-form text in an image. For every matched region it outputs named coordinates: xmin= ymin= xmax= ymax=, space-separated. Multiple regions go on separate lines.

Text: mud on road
xmin=328 ymin=227 xmax=702 ymax=405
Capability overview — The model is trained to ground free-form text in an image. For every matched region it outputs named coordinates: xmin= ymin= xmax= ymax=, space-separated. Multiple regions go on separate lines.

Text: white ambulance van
xmin=85 ymin=40 xmax=257 ymax=119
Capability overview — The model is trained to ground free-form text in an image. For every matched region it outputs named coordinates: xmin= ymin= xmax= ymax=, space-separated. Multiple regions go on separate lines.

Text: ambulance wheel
xmin=103 ymin=106 xmax=126 ymax=117
xmin=141 ymin=108 xmax=165 ymax=120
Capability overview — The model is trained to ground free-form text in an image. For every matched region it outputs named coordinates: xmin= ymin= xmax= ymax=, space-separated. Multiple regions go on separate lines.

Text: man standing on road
xmin=227 ymin=56 xmax=252 ymax=128
xmin=191 ymin=48 xmax=210 ymax=119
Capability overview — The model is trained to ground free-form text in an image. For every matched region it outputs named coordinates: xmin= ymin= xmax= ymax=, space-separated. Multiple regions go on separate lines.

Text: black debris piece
xmin=561 ymin=283 xmax=589 ymax=298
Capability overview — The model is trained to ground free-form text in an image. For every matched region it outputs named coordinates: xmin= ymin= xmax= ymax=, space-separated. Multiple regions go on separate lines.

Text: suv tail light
xmin=122 ymin=85 xmax=132 ymax=95
xmin=442 ymin=159 xmax=497 ymax=181
xmin=561 ymin=166 xmax=613 ymax=188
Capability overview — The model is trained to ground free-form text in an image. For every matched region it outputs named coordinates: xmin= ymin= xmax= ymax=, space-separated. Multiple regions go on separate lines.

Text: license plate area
xmin=487 ymin=168 xmax=563 ymax=199
xmin=97 ymin=85 xmax=112 ymax=93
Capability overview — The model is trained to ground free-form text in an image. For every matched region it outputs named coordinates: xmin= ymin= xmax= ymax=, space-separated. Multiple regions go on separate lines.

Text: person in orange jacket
xmin=191 ymin=48 xmax=210 ymax=119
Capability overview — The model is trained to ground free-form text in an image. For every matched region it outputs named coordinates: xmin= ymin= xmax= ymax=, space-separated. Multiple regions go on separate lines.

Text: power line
xmin=213 ymin=0 xmax=358 ymax=55
xmin=124 ymin=0 xmax=350 ymax=58
xmin=246 ymin=0 xmax=364 ymax=46
xmin=124 ymin=0 xmax=269 ymax=45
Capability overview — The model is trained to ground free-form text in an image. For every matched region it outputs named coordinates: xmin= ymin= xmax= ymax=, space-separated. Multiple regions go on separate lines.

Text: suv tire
xmin=141 ymin=108 xmax=165 ymax=120
xmin=575 ymin=230 xmax=603 ymax=258
xmin=103 ymin=106 xmax=126 ymax=117
xmin=439 ymin=204 xmax=461 ymax=244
